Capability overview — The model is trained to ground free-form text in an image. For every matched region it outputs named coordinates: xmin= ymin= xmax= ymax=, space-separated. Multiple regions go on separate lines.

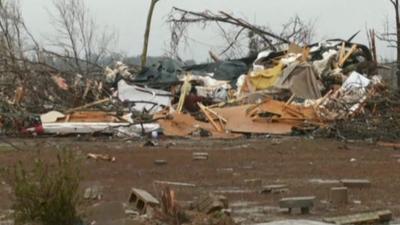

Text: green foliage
xmin=4 ymin=150 xmax=82 ymax=225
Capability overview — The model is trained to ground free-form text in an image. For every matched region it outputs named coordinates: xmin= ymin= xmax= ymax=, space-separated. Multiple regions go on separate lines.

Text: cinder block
xmin=377 ymin=210 xmax=393 ymax=223
xmin=341 ymin=179 xmax=371 ymax=188
xmin=261 ymin=184 xmax=288 ymax=194
xmin=193 ymin=152 xmax=209 ymax=160
xmin=84 ymin=185 xmax=103 ymax=200
xmin=279 ymin=196 xmax=315 ymax=214
xmin=330 ymin=187 xmax=348 ymax=205
xmin=128 ymin=188 xmax=159 ymax=214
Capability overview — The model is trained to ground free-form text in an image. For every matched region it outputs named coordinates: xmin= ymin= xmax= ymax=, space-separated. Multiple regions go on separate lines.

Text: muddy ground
xmin=0 ymin=137 xmax=399 ymax=225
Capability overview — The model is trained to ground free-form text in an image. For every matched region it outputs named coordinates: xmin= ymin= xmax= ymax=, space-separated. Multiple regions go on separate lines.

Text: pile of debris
xmin=322 ymin=90 xmax=400 ymax=141
xmin=1 ymin=38 xmax=394 ymax=140
xmin=148 ymin=39 xmax=384 ymax=139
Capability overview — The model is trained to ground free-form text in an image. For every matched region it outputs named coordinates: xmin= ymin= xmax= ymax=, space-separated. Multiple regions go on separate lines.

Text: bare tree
xmin=0 ymin=1 xmax=39 ymax=92
xmin=0 ymin=1 xmax=65 ymax=112
xmin=0 ymin=0 xmax=116 ymax=113
xmin=50 ymin=0 xmax=116 ymax=77
xmin=279 ymin=15 xmax=315 ymax=46
xmin=379 ymin=0 xmax=400 ymax=88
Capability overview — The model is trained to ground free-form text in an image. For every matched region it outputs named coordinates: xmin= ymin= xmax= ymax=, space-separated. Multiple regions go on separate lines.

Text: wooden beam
xmin=339 ymin=44 xmax=358 ymax=67
xmin=208 ymin=51 xmax=220 ymax=62
xmin=198 ymin=103 xmax=223 ymax=132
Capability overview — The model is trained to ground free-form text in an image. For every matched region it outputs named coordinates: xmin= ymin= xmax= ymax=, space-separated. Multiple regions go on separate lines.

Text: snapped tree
xmin=141 ymin=0 xmax=160 ymax=68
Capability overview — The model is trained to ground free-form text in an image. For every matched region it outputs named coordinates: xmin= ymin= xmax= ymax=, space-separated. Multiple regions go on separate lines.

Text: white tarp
xmin=342 ymin=71 xmax=371 ymax=92
xmin=118 ymin=80 xmax=172 ymax=113
xmin=339 ymin=72 xmax=371 ymax=115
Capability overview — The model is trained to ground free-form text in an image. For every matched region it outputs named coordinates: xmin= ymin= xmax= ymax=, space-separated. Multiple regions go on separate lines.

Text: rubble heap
xmin=324 ymin=90 xmax=400 ymax=141
xmin=1 ymin=38 xmax=396 ymax=140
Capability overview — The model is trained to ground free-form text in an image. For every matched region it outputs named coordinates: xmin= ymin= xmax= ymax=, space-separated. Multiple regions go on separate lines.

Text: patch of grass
xmin=0 ymin=147 xmax=17 ymax=153
xmin=3 ymin=150 xmax=82 ymax=225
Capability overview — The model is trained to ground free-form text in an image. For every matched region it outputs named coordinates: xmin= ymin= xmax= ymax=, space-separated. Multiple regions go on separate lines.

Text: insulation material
xmin=249 ymin=63 xmax=284 ymax=90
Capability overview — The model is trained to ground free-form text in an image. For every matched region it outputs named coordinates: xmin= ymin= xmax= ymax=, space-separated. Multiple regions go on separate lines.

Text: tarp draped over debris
xmin=275 ymin=62 xmax=322 ymax=99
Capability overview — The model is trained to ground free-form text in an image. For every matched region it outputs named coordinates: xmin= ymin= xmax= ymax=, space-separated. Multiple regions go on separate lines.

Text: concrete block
xmin=193 ymin=156 xmax=208 ymax=160
xmin=154 ymin=160 xmax=168 ymax=165
xmin=330 ymin=187 xmax=348 ymax=205
xmin=279 ymin=196 xmax=315 ymax=214
xmin=216 ymin=168 xmax=234 ymax=174
xmin=309 ymin=179 xmax=341 ymax=186
xmin=128 ymin=188 xmax=159 ymax=214
xmin=341 ymin=179 xmax=371 ymax=188
xmin=192 ymin=152 xmax=209 ymax=160
xmin=84 ymin=185 xmax=103 ymax=200
xmin=378 ymin=210 xmax=393 ymax=223
xmin=261 ymin=184 xmax=288 ymax=194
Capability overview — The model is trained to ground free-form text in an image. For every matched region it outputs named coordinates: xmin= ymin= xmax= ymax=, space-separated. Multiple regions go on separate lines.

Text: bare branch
xmin=168 ymin=8 xmax=316 ymax=59
xmin=50 ymin=0 xmax=116 ymax=76
xmin=168 ymin=7 xmax=289 ymax=50
xmin=390 ymin=0 xmax=397 ymax=8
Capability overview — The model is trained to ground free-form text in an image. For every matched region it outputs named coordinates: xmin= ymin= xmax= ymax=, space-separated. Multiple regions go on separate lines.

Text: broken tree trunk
xmin=141 ymin=0 xmax=160 ymax=69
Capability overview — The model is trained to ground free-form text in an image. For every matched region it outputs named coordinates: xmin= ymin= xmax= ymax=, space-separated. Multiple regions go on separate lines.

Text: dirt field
xmin=0 ymin=137 xmax=400 ymax=225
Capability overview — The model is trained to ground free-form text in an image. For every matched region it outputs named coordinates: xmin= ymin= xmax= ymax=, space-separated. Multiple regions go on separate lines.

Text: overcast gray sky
xmin=20 ymin=0 xmax=394 ymax=62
